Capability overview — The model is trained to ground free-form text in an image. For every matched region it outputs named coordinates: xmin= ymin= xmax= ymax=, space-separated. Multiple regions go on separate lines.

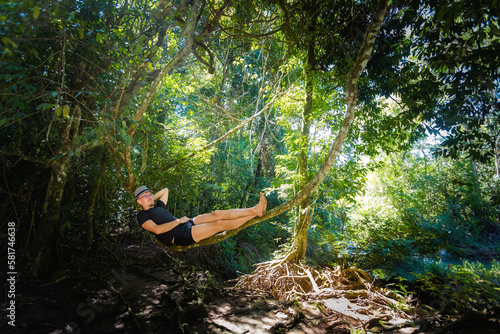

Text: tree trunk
xmin=291 ymin=39 xmax=315 ymax=262
xmin=110 ymin=0 xmax=205 ymax=198
xmin=26 ymin=105 xmax=82 ymax=277
xmin=85 ymin=154 xmax=107 ymax=253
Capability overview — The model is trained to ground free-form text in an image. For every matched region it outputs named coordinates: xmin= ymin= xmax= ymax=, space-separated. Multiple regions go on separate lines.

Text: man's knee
xmin=211 ymin=219 xmax=233 ymax=232
xmin=211 ymin=210 xmax=223 ymax=220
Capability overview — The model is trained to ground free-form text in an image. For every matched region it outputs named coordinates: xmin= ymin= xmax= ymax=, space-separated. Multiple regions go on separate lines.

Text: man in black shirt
xmin=135 ymin=186 xmax=267 ymax=246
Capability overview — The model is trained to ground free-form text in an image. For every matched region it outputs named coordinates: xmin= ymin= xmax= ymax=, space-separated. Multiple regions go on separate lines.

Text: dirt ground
xmin=2 ymin=240 xmax=499 ymax=334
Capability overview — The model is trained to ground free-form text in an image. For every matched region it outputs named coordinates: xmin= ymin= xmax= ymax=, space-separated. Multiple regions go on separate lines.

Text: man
xmin=135 ymin=186 xmax=267 ymax=246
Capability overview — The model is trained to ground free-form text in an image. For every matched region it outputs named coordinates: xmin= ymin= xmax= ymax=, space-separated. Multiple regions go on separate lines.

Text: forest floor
xmin=3 ymin=236 xmax=500 ymax=334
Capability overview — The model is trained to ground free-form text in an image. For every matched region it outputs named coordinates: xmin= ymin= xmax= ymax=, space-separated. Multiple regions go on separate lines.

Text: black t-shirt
xmin=137 ymin=200 xmax=180 ymax=245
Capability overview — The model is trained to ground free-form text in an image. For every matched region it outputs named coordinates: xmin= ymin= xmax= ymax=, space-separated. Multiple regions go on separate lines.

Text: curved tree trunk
xmin=110 ymin=0 xmax=231 ymax=198
xmin=111 ymin=0 xmax=202 ymax=195
xmin=21 ymin=0 xmax=231 ymax=276
xmin=169 ymin=0 xmax=390 ymax=252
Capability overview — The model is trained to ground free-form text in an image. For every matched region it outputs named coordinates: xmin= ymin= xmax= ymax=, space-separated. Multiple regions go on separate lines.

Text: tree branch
xmin=127 ymin=0 xmax=202 ymax=138
xmin=164 ymin=78 xmax=299 ymax=169
xmin=166 ymin=0 xmax=390 ymax=251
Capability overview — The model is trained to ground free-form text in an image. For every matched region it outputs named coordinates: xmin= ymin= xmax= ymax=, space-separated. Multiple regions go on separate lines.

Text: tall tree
xmin=170 ymin=0 xmax=390 ymax=253
xmin=0 ymin=0 xmax=230 ymax=276
xmin=368 ymin=0 xmax=499 ymax=164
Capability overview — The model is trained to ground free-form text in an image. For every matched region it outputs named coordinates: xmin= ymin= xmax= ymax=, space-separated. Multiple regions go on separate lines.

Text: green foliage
xmin=368 ymin=0 xmax=500 ymax=162
xmin=416 ymin=260 xmax=500 ymax=314
xmin=345 ymin=143 xmax=499 ymax=274
xmin=305 ymin=159 xmax=370 ymax=266
xmin=0 ymin=0 xmax=238 ymax=250
xmin=1 ymin=0 xmax=499 ymax=283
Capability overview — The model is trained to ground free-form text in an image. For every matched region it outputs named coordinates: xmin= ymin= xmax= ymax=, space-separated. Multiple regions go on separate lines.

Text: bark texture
xmin=292 ymin=36 xmax=315 ymax=262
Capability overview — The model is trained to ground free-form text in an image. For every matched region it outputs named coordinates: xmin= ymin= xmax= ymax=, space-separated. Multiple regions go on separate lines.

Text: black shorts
xmin=173 ymin=219 xmax=195 ymax=246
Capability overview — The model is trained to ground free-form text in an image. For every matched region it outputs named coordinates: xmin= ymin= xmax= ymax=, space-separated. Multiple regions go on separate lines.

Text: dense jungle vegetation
xmin=1 ymin=0 xmax=499 ymax=333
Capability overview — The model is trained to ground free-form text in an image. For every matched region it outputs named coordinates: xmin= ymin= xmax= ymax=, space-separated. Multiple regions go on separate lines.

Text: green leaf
xmin=62 ymin=105 xmax=70 ymax=117
xmin=33 ymin=5 xmax=40 ymax=20
xmin=37 ymin=103 xmax=53 ymax=110
xmin=56 ymin=106 xmax=62 ymax=117
xmin=137 ymin=34 xmax=146 ymax=44
xmin=60 ymin=220 xmax=71 ymax=232
xmin=1 ymin=37 xmax=16 ymax=48
xmin=134 ymin=44 xmax=142 ymax=54
xmin=123 ymin=134 xmax=132 ymax=147
xmin=490 ymin=23 xmax=500 ymax=36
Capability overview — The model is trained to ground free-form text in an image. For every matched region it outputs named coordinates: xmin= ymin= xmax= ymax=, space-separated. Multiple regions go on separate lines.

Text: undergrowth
xmin=415 ymin=260 xmax=500 ymax=314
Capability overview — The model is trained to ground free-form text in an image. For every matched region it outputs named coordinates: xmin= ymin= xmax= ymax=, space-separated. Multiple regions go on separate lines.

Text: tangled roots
xmin=235 ymin=256 xmax=421 ymax=332
xmin=237 ymin=257 xmax=416 ymax=314
xmin=237 ymin=258 xmax=373 ymax=301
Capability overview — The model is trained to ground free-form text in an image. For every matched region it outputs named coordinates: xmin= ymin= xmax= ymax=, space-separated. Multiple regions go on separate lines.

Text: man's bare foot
xmin=256 ymin=192 xmax=267 ymax=217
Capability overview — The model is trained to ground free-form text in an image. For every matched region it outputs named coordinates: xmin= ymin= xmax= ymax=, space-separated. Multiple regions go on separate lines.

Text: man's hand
xmin=140 ymin=215 xmax=189 ymax=235
xmin=153 ymin=187 xmax=169 ymax=204
xmin=177 ymin=216 xmax=190 ymax=224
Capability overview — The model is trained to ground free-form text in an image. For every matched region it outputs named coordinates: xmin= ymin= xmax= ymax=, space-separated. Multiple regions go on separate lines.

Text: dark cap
xmin=134 ymin=186 xmax=150 ymax=200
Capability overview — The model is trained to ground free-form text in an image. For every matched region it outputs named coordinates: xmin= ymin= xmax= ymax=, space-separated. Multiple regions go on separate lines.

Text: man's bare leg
xmin=190 ymin=214 xmax=257 ymax=243
xmin=192 ymin=193 xmax=267 ymax=225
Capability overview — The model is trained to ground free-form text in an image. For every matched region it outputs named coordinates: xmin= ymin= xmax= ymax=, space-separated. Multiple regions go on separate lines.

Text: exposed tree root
xmin=237 ymin=257 xmax=376 ymax=301
xmin=236 ymin=258 xmax=419 ymax=332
